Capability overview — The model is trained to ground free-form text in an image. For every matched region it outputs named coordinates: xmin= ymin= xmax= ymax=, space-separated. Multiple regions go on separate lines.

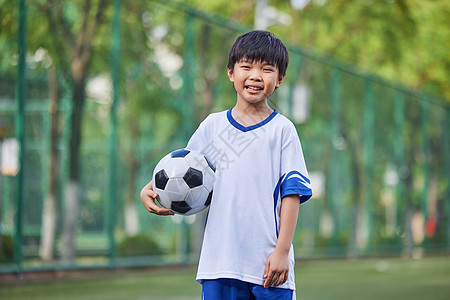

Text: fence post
xmin=178 ymin=12 xmax=196 ymax=263
xmin=182 ymin=13 xmax=196 ymax=138
xmin=287 ymin=53 xmax=302 ymax=250
xmin=108 ymin=0 xmax=122 ymax=269
xmin=420 ymin=97 xmax=430 ymax=247
xmin=328 ymin=69 xmax=342 ymax=250
xmin=394 ymin=91 xmax=405 ymax=247
xmin=14 ymin=0 xmax=27 ymax=277
xmin=362 ymin=79 xmax=375 ymax=250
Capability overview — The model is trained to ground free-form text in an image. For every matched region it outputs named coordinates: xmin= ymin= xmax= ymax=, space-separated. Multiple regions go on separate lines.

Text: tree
xmin=34 ymin=0 xmax=109 ymax=262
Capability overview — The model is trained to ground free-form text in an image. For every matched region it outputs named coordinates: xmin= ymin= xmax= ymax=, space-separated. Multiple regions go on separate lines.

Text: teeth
xmin=247 ymin=86 xmax=262 ymax=90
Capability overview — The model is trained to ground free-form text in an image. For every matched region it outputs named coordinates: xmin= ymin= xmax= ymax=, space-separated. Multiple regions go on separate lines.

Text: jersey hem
xmin=196 ymin=272 xmax=296 ymax=290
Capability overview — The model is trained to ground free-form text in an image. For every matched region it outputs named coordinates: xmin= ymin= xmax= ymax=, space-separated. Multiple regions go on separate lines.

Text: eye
xmin=263 ymin=68 xmax=274 ymax=72
xmin=241 ymin=65 xmax=250 ymax=70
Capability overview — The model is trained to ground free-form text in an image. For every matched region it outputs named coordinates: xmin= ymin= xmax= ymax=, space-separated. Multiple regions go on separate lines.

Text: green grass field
xmin=1 ymin=256 xmax=449 ymax=300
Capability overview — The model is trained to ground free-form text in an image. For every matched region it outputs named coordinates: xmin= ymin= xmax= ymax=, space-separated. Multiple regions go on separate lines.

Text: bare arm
xmin=140 ymin=180 xmax=174 ymax=216
xmin=263 ymin=194 xmax=300 ymax=288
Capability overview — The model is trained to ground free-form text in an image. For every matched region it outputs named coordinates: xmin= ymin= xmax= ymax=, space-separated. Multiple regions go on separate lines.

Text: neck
xmin=232 ymin=102 xmax=274 ymax=127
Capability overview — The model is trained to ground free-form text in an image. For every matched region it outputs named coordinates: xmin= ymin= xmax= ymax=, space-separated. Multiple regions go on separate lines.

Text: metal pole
xmin=420 ymin=98 xmax=430 ymax=247
xmin=180 ymin=13 xmax=196 ymax=263
xmin=394 ymin=91 xmax=405 ymax=247
xmin=362 ymin=79 xmax=375 ymax=250
xmin=287 ymin=53 xmax=302 ymax=250
xmin=328 ymin=69 xmax=342 ymax=249
xmin=183 ymin=13 xmax=195 ymax=139
xmin=108 ymin=0 xmax=122 ymax=269
xmin=14 ymin=0 xmax=27 ymax=276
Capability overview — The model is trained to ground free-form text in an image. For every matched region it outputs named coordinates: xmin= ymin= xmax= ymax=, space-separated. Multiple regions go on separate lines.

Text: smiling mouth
xmin=245 ymin=85 xmax=263 ymax=91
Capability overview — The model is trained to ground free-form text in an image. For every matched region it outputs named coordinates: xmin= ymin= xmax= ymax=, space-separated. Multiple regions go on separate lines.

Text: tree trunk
xmin=344 ymin=133 xmax=366 ymax=256
xmin=124 ymin=201 xmax=139 ymax=235
xmin=60 ymin=74 xmax=86 ymax=263
xmin=61 ymin=181 xmax=81 ymax=262
xmin=39 ymin=66 xmax=59 ymax=261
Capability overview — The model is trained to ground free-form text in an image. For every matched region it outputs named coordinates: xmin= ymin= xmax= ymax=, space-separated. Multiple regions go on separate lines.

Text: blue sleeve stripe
xmin=280 ymin=171 xmax=312 ymax=203
xmin=272 ymin=175 xmax=285 ymax=238
xmin=285 ymin=170 xmax=310 ymax=184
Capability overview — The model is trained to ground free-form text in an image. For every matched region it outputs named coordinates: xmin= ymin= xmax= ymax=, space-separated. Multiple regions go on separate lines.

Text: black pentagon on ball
xmin=204 ymin=191 xmax=213 ymax=206
xmin=171 ymin=201 xmax=192 ymax=214
xmin=183 ymin=167 xmax=203 ymax=188
xmin=171 ymin=149 xmax=190 ymax=158
xmin=154 ymin=170 xmax=169 ymax=190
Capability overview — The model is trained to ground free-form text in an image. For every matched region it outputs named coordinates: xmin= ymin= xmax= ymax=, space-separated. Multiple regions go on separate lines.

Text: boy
xmin=140 ymin=30 xmax=312 ymax=300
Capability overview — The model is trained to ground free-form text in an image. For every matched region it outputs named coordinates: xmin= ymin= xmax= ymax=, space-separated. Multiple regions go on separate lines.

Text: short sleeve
xmin=279 ymin=127 xmax=312 ymax=203
xmin=186 ymin=119 xmax=208 ymax=152
xmin=186 ymin=115 xmax=216 ymax=167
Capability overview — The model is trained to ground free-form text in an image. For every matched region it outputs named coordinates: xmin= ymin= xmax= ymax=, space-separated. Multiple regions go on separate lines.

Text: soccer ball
xmin=152 ymin=149 xmax=215 ymax=215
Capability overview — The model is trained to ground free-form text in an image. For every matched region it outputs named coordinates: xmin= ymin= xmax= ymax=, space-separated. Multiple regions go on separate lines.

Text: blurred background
xmin=0 ymin=0 xmax=449 ymax=280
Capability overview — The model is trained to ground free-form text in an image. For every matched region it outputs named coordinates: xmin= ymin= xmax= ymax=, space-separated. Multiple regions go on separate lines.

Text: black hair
xmin=227 ymin=30 xmax=289 ymax=80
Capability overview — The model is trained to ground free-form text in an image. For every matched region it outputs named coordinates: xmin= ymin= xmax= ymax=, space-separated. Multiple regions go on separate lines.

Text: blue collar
xmin=227 ymin=108 xmax=278 ymax=132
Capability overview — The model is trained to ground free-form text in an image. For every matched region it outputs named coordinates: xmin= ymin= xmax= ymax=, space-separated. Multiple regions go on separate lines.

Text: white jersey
xmin=187 ymin=108 xmax=312 ymax=291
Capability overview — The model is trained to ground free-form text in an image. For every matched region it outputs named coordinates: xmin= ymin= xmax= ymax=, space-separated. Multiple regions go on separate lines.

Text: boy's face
xmin=228 ymin=58 xmax=284 ymax=106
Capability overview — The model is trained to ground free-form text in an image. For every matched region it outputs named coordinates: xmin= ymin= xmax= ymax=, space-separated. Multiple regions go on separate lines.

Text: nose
xmin=249 ymin=69 xmax=262 ymax=81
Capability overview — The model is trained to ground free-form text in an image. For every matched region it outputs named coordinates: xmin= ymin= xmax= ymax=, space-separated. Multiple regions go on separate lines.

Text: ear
xmin=276 ymin=75 xmax=285 ymax=88
xmin=227 ymin=68 xmax=235 ymax=82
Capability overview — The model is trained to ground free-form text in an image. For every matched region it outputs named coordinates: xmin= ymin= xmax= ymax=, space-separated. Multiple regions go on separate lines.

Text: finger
xmin=142 ymin=191 xmax=174 ymax=216
xmin=263 ymin=260 xmax=270 ymax=279
xmin=271 ymin=272 xmax=283 ymax=287
xmin=263 ymin=261 xmax=271 ymax=288
xmin=142 ymin=197 xmax=158 ymax=213
xmin=156 ymin=208 xmax=174 ymax=215
xmin=152 ymin=195 xmax=175 ymax=215
xmin=264 ymin=272 xmax=276 ymax=288
xmin=140 ymin=183 xmax=156 ymax=204
xmin=144 ymin=182 xmax=174 ymax=215
xmin=151 ymin=205 xmax=174 ymax=215
xmin=271 ymin=275 xmax=280 ymax=287
xmin=150 ymin=201 xmax=174 ymax=215
xmin=273 ymin=271 xmax=288 ymax=287
xmin=282 ymin=270 xmax=289 ymax=285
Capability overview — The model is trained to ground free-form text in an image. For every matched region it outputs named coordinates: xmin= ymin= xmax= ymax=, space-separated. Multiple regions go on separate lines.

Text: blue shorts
xmin=202 ymin=278 xmax=294 ymax=300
